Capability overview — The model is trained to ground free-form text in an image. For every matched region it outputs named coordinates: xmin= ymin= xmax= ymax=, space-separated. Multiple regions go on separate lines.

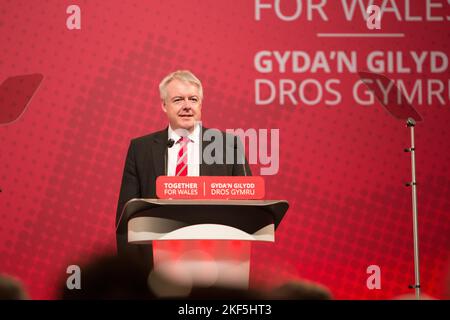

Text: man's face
xmin=162 ymin=79 xmax=202 ymax=133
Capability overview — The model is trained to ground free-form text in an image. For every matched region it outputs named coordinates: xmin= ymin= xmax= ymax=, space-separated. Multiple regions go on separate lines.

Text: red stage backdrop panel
xmin=0 ymin=0 xmax=449 ymax=299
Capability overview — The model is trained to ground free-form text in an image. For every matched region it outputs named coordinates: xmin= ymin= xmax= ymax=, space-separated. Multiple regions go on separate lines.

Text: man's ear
xmin=161 ymin=100 xmax=167 ymax=113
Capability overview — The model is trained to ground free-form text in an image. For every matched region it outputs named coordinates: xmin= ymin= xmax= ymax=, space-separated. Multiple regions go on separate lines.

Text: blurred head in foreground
xmin=0 ymin=274 xmax=28 ymax=300
xmin=266 ymin=280 xmax=333 ymax=300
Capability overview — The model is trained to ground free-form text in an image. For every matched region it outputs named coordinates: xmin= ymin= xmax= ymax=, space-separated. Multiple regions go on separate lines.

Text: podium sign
xmin=156 ymin=176 xmax=265 ymax=200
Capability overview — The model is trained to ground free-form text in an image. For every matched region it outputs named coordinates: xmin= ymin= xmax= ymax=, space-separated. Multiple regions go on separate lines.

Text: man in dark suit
xmin=115 ymin=70 xmax=251 ymax=274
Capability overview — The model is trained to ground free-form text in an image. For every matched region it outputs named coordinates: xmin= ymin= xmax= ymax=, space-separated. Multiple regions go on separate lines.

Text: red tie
xmin=175 ymin=137 xmax=189 ymax=176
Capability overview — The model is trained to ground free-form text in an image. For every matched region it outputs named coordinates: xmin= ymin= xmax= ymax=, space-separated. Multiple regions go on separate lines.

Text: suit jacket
xmin=115 ymin=127 xmax=251 ymax=273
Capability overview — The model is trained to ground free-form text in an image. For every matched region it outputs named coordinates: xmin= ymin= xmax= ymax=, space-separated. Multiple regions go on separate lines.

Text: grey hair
xmin=159 ymin=70 xmax=203 ymax=103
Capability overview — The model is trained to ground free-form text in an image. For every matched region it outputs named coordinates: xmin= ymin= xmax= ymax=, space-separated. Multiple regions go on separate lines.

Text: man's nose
xmin=181 ymin=98 xmax=192 ymax=109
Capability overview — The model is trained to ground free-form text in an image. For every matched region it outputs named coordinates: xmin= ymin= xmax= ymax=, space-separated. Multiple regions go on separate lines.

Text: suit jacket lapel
xmin=200 ymin=126 xmax=215 ymax=176
xmin=152 ymin=128 xmax=168 ymax=177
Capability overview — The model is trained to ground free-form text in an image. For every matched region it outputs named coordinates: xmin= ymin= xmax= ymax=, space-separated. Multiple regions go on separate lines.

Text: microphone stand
xmin=234 ymin=136 xmax=247 ymax=176
xmin=165 ymin=139 xmax=175 ymax=176
xmin=404 ymin=117 xmax=421 ymax=300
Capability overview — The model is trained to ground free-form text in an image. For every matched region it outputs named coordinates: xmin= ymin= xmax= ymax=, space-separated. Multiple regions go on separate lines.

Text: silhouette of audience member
xmin=61 ymin=254 xmax=155 ymax=300
xmin=186 ymin=286 xmax=264 ymax=300
xmin=60 ymin=253 xmax=336 ymax=300
xmin=267 ymin=280 xmax=333 ymax=300
xmin=0 ymin=274 xmax=28 ymax=300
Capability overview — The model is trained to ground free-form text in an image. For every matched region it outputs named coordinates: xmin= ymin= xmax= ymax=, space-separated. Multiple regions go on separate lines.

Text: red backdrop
xmin=0 ymin=0 xmax=449 ymax=299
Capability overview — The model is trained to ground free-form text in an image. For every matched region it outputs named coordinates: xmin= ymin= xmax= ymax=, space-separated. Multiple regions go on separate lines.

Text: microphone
xmin=407 ymin=117 xmax=416 ymax=127
xmin=165 ymin=138 xmax=175 ymax=175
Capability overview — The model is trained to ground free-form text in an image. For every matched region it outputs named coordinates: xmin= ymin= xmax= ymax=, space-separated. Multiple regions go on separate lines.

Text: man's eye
xmin=190 ymin=97 xmax=198 ymax=102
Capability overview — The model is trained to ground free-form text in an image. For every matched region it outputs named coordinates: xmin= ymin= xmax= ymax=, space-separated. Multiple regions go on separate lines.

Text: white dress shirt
xmin=167 ymin=124 xmax=200 ymax=176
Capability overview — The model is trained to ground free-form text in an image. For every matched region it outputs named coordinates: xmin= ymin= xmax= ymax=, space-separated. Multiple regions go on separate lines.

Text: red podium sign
xmin=156 ymin=176 xmax=265 ymax=200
